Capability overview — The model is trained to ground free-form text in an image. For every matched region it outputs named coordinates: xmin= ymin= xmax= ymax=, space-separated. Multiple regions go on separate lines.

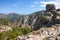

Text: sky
xmin=0 ymin=0 xmax=60 ymax=15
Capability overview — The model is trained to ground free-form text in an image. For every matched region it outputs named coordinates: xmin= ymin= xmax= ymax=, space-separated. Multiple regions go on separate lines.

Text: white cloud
xmin=30 ymin=5 xmax=35 ymax=8
xmin=40 ymin=0 xmax=60 ymax=9
xmin=30 ymin=2 xmax=39 ymax=8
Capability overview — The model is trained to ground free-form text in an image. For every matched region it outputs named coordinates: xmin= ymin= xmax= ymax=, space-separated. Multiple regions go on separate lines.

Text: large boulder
xmin=46 ymin=4 xmax=56 ymax=12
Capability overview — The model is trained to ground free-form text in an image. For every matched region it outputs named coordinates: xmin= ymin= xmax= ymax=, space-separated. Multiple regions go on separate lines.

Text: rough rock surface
xmin=46 ymin=4 xmax=56 ymax=12
xmin=45 ymin=4 xmax=60 ymax=26
xmin=0 ymin=26 xmax=12 ymax=32
xmin=16 ymin=24 xmax=60 ymax=40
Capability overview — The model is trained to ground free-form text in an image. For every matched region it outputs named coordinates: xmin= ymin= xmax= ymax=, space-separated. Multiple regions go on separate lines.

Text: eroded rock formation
xmin=46 ymin=4 xmax=56 ymax=12
xmin=45 ymin=4 xmax=57 ymax=27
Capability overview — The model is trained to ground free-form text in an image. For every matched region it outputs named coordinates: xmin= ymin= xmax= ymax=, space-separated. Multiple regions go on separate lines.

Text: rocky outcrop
xmin=46 ymin=4 xmax=56 ymax=12
xmin=45 ymin=4 xmax=60 ymax=26
xmin=0 ymin=26 xmax=12 ymax=32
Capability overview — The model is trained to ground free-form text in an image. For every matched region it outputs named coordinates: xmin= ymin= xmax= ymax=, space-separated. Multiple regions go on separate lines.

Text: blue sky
xmin=0 ymin=0 xmax=60 ymax=15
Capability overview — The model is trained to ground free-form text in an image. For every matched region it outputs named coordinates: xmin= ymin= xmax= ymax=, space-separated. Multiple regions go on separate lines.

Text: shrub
xmin=20 ymin=26 xmax=31 ymax=35
xmin=7 ymin=27 xmax=23 ymax=40
xmin=43 ymin=37 xmax=49 ymax=40
xmin=0 ymin=27 xmax=22 ymax=40
xmin=40 ymin=15 xmax=49 ymax=25
xmin=0 ymin=26 xmax=31 ymax=40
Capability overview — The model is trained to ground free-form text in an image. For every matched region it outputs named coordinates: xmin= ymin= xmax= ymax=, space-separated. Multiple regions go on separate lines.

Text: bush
xmin=0 ymin=27 xmax=23 ymax=40
xmin=40 ymin=15 xmax=49 ymax=25
xmin=20 ymin=27 xmax=31 ymax=35
xmin=43 ymin=37 xmax=49 ymax=40
xmin=0 ymin=26 xmax=31 ymax=40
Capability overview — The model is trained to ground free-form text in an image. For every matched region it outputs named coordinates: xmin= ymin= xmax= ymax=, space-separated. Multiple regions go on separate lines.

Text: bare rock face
xmin=19 ymin=12 xmax=44 ymax=30
xmin=0 ymin=26 xmax=12 ymax=32
xmin=46 ymin=4 xmax=56 ymax=12
xmin=45 ymin=4 xmax=60 ymax=25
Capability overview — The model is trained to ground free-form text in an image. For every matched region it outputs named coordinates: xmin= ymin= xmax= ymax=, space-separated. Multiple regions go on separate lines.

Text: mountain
xmin=15 ymin=11 xmax=48 ymax=30
xmin=0 ymin=9 xmax=60 ymax=30
xmin=0 ymin=13 xmax=24 ymax=21
xmin=0 ymin=8 xmax=60 ymax=30
xmin=15 ymin=5 xmax=60 ymax=30
xmin=7 ymin=13 xmax=24 ymax=21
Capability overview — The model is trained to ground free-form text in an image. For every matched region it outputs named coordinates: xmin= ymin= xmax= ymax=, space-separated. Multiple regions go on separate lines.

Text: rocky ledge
xmin=0 ymin=26 xmax=12 ymax=32
xmin=16 ymin=24 xmax=60 ymax=40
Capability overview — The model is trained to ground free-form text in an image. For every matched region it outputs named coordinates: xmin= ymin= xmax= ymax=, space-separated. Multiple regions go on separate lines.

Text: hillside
xmin=15 ymin=9 xmax=60 ymax=30
xmin=7 ymin=13 xmax=24 ymax=21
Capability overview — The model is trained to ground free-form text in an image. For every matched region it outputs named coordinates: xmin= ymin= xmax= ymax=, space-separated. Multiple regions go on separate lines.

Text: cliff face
xmin=17 ymin=11 xmax=46 ymax=30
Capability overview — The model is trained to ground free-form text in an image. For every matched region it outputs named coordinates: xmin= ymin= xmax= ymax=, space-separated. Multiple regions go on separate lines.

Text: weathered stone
xmin=0 ymin=26 xmax=12 ymax=32
xmin=48 ymin=36 xmax=56 ymax=40
xmin=16 ymin=36 xmax=27 ymax=40
xmin=45 ymin=4 xmax=57 ymax=27
xmin=46 ymin=4 xmax=56 ymax=12
xmin=16 ymin=25 xmax=60 ymax=40
xmin=47 ymin=10 xmax=57 ymax=26
xmin=56 ymin=36 xmax=60 ymax=40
